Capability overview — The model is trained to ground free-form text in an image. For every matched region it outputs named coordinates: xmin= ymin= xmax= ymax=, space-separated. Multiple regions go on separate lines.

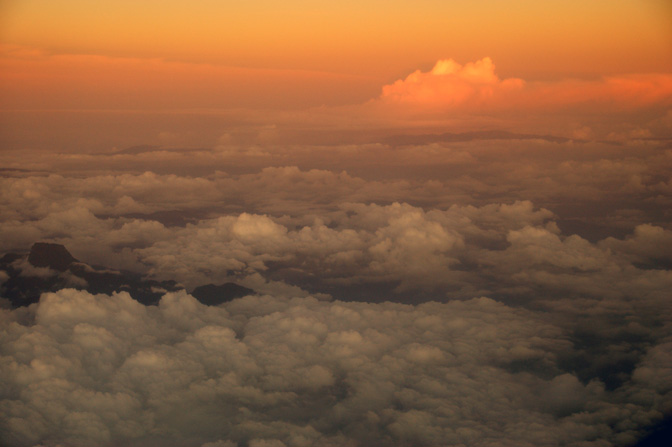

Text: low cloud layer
xmin=2 ymin=155 xmax=672 ymax=445
xmin=2 ymin=289 xmax=671 ymax=447
xmin=2 ymin=169 xmax=670 ymax=304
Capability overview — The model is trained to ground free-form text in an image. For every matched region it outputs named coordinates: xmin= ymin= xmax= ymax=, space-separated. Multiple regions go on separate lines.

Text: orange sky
xmin=2 ymin=1 xmax=670 ymax=75
xmin=1 ymin=0 xmax=671 ymax=111
xmin=0 ymin=0 xmax=669 ymax=161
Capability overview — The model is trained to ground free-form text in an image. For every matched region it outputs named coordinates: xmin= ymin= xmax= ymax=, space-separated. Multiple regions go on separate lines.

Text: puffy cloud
xmin=1 ymin=163 xmax=670 ymax=308
xmin=599 ymin=224 xmax=672 ymax=268
xmin=0 ymin=289 xmax=669 ymax=447
xmin=129 ymin=201 xmax=557 ymax=293
xmin=3 ymin=138 xmax=670 ymax=230
xmin=374 ymin=57 xmax=672 ymax=115
xmin=11 ymin=258 xmax=58 ymax=279
xmin=379 ymin=57 xmax=525 ymax=110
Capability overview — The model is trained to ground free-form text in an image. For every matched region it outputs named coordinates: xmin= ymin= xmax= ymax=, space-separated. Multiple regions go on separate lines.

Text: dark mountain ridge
xmin=27 ymin=242 xmax=78 ymax=271
xmin=0 ymin=242 xmax=254 ymax=308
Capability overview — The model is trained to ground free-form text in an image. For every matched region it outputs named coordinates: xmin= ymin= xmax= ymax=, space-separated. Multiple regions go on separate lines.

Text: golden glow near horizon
xmin=1 ymin=0 xmax=671 ymax=111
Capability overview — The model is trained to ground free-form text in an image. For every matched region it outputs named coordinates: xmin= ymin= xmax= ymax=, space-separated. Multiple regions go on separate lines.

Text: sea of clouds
xmin=1 ymin=288 xmax=671 ymax=447
xmin=1 ymin=119 xmax=672 ymax=447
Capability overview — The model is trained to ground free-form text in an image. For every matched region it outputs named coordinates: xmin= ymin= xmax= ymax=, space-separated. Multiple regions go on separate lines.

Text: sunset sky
xmin=0 ymin=0 xmax=670 ymax=154
xmin=1 ymin=2 xmax=672 ymax=447
xmin=1 ymin=0 xmax=672 ymax=110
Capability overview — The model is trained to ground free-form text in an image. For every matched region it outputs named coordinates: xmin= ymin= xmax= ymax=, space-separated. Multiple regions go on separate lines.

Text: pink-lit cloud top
xmin=380 ymin=58 xmax=525 ymax=108
xmin=376 ymin=57 xmax=672 ymax=113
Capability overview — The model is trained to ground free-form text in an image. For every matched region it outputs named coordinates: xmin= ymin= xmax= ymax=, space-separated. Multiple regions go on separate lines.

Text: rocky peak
xmin=28 ymin=242 xmax=78 ymax=272
xmin=191 ymin=283 xmax=254 ymax=306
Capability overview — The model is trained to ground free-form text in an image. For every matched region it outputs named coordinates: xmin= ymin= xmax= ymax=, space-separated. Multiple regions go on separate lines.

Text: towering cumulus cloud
xmin=371 ymin=57 xmax=672 ymax=127
xmin=379 ymin=57 xmax=525 ymax=110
